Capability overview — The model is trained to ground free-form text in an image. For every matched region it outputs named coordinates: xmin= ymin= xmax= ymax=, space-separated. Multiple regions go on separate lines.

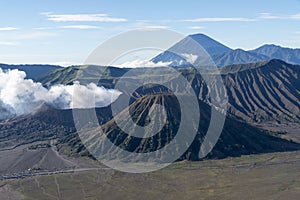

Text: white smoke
xmin=115 ymin=59 xmax=172 ymax=68
xmin=0 ymin=69 xmax=121 ymax=120
xmin=181 ymin=53 xmax=198 ymax=64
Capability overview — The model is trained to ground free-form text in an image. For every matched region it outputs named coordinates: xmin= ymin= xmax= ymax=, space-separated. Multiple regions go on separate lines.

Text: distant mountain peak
xmin=188 ymin=33 xmax=207 ymax=37
xmin=234 ymin=48 xmax=246 ymax=51
xmin=252 ymin=44 xmax=300 ymax=65
xmin=213 ymin=48 xmax=270 ymax=67
xmin=151 ymin=33 xmax=232 ymax=68
xmin=150 ymin=33 xmax=300 ymax=67
xmin=188 ymin=33 xmax=215 ymax=41
xmin=262 ymin=44 xmax=280 ymax=47
xmin=258 ymin=44 xmax=300 ymax=50
xmin=186 ymin=33 xmax=232 ymax=55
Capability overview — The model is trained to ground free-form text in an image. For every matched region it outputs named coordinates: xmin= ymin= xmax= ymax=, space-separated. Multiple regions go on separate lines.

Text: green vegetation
xmin=39 ymin=65 xmax=129 ymax=88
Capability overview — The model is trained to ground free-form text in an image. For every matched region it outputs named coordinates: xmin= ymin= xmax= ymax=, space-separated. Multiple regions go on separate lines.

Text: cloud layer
xmin=259 ymin=13 xmax=300 ymax=20
xmin=0 ymin=27 xmax=18 ymax=31
xmin=0 ymin=69 xmax=121 ymax=120
xmin=183 ymin=17 xmax=255 ymax=22
xmin=115 ymin=59 xmax=172 ymax=68
xmin=43 ymin=13 xmax=127 ymax=22
xmin=59 ymin=25 xmax=101 ymax=29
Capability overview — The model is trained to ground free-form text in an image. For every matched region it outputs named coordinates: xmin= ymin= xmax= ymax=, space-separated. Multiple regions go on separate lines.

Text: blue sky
xmin=1 ymin=0 xmax=300 ymax=65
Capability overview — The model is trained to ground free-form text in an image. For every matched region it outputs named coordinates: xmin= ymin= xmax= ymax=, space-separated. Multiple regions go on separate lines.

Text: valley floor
xmin=256 ymin=122 xmax=300 ymax=143
xmin=1 ymin=150 xmax=300 ymax=200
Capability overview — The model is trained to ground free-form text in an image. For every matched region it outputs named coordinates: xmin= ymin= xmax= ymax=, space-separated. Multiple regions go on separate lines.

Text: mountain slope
xmin=40 ymin=65 xmax=129 ymax=87
xmin=0 ymin=103 xmax=112 ymax=150
xmin=213 ymin=49 xmax=270 ymax=67
xmin=151 ymin=33 xmax=232 ymax=67
xmin=0 ymin=104 xmax=75 ymax=149
xmin=0 ymin=64 xmax=61 ymax=80
xmin=39 ymin=60 xmax=300 ymax=124
xmin=152 ymin=34 xmax=300 ymax=67
xmin=251 ymin=44 xmax=300 ymax=65
xmin=76 ymin=94 xmax=300 ymax=161
xmin=221 ymin=59 xmax=300 ymax=122
xmin=2 ymin=60 xmax=300 ymax=161
xmin=188 ymin=34 xmax=232 ymax=55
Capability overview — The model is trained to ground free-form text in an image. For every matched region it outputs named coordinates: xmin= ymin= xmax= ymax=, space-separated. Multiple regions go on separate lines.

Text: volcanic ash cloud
xmin=0 ymin=69 xmax=121 ymax=120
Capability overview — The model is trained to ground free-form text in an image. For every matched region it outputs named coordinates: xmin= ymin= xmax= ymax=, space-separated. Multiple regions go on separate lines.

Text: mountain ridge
xmin=38 ymin=59 xmax=300 ymax=124
xmin=0 ymin=64 xmax=61 ymax=80
xmin=152 ymin=33 xmax=300 ymax=67
xmin=67 ymin=94 xmax=300 ymax=161
xmin=151 ymin=33 xmax=232 ymax=67
xmin=251 ymin=44 xmax=300 ymax=65
xmin=212 ymin=48 xmax=270 ymax=67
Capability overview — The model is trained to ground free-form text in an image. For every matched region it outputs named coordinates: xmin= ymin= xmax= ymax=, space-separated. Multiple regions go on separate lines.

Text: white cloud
xmin=188 ymin=26 xmax=205 ymax=30
xmin=292 ymin=13 xmax=300 ymax=19
xmin=0 ymin=27 xmax=19 ymax=31
xmin=115 ymin=59 xmax=172 ymax=68
xmin=259 ymin=13 xmax=282 ymax=19
xmin=142 ymin=25 xmax=170 ymax=29
xmin=181 ymin=53 xmax=198 ymax=64
xmin=183 ymin=17 xmax=255 ymax=22
xmin=43 ymin=13 xmax=127 ymax=22
xmin=259 ymin=13 xmax=300 ymax=20
xmin=50 ymin=61 xmax=78 ymax=67
xmin=33 ymin=27 xmax=53 ymax=30
xmin=59 ymin=25 xmax=101 ymax=29
xmin=0 ymin=41 xmax=18 ymax=46
xmin=0 ymin=69 xmax=121 ymax=119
